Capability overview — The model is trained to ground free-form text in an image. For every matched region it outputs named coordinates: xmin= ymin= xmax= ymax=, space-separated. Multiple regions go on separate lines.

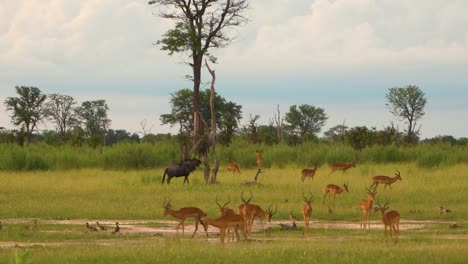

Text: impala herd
xmin=162 ymin=154 xmax=404 ymax=243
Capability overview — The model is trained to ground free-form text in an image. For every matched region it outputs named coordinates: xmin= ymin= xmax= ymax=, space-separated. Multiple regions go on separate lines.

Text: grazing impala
xmin=301 ymin=165 xmax=318 ymax=182
xmin=329 ymin=161 xmax=356 ymax=174
xmin=359 ymin=186 xmax=377 ymax=230
xmin=237 ymin=191 xmax=277 ymax=233
xmin=226 ymin=162 xmax=241 ymax=174
xmin=374 ymin=202 xmax=400 ymax=240
xmin=162 ymin=199 xmax=208 ymax=238
xmin=201 ymin=213 xmax=247 ymax=244
xmin=302 ymin=192 xmax=313 ymax=235
xmin=256 ymin=151 xmax=264 ymax=169
xmin=371 ymin=170 xmax=402 ymax=190
xmin=323 ymin=183 xmax=349 ymax=212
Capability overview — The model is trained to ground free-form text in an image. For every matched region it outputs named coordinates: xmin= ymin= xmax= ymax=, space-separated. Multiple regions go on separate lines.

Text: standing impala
xmin=201 ymin=213 xmax=247 ymax=244
xmin=302 ymin=192 xmax=313 ymax=235
xmin=359 ymin=186 xmax=377 ymax=230
xmin=328 ymin=161 xmax=356 ymax=174
xmin=301 ymin=165 xmax=318 ymax=182
xmin=237 ymin=191 xmax=277 ymax=233
xmin=256 ymin=151 xmax=264 ymax=169
xmin=371 ymin=170 xmax=402 ymax=190
xmin=374 ymin=202 xmax=400 ymax=240
xmin=216 ymin=197 xmax=241 ymax=241
xmin=162 ymin=199 xmax=207 ymax=238
xmin=323 ymin=183 xmax=349 ymax=212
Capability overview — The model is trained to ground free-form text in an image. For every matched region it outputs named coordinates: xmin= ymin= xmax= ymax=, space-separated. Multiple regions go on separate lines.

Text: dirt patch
xmin=0 ymin=218 xmax=464 ymax=248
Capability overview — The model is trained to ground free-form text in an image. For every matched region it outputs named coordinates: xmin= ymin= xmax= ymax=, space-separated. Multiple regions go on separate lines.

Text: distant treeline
xmin=0 ymin=138 xmax=466 ymax=171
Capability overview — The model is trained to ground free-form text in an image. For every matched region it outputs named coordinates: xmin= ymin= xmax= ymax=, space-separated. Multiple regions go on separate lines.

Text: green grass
xmin=0 ymin=232 xmax=467 ymax=264
xmin=0 ymin=163 xmax=467 ymax=220
xmin=0 ymin=163 xmax=467 ymax=263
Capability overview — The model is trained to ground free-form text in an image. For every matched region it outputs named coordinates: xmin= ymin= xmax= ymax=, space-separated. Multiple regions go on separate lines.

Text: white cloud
xmin=1 ymin=0 xmax=467 ymax=137
xmin=220 ymin=0 xmax=468 ymax=77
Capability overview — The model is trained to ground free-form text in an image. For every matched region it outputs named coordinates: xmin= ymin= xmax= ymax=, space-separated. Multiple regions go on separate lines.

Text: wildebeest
xmin=162 ymin=158 xmax=202 ymax=184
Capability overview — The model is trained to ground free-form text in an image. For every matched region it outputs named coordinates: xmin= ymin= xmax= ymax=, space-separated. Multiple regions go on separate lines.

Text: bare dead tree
xmin=138 ymin=119 xmax=154 ymax=143
xmin=275 ymin=104 xmax=282 ymax=143
xmin=205 ymin=60 xmax=219 ymax=184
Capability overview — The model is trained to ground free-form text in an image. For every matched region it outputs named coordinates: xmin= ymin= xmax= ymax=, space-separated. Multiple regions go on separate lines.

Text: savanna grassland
xmin=0 ymin=142 xmax=467 ymax=263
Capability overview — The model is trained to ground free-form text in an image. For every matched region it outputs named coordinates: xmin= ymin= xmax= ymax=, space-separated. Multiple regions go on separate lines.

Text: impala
xmin=302 ymin=192 xmax=313 ymax=234
xmin=226 ymin=162 xmax=241 ymax=173
xmin=201 ymin=214 xmax=247 ymax=244
xmin=359 ymin=186 xmax=377 ymax=230
xmin=237 ymin=191 xmax=277 ymax=233
xmin=323 ymin=183 xmax=349 ymax=212
xmin=256 ymin=150 xmax=264 ymax=169
xmin=329 ymin=161 xmax=356 ymax=174
xmin=371 ymin=170 xmax=402 ymax=190
xmin=301 ymin=165 xmax=318 ymax=182
xmin=216 ymin=197 xmax=241 ymax=241
xmin=162 ymin=199 xmax=208 ymax=238
xmin=374 ymin=202 xmax=400 ymax=240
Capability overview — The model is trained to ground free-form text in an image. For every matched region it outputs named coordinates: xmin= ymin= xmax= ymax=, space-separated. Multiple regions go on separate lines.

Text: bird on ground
xmin=112 ymin=222 xmax=120 ymax=234
xmin=279 ymin=222 xmax=297 ymax=230
xmin=440 ymin=206 xmax=452 ymax=215
xmin=86 ymin=222 xmax=98 ymax=232
xmin=96 ymin=221 xmax=107 ymax=231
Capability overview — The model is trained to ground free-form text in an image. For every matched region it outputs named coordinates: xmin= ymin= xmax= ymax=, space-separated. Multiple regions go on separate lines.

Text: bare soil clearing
xmin=0 ymin=218 xmax=464 ymax=248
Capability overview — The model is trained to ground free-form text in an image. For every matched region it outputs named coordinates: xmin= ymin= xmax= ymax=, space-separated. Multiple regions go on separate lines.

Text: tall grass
xmin=0 ymin=141 xmax=466 ymax=171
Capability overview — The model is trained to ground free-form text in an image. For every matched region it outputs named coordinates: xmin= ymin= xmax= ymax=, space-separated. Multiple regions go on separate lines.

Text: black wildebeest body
xmin=162 ymin=158 xmax=202 ymax=184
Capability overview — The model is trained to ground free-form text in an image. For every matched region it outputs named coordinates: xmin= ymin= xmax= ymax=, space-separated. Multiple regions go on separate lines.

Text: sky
xmin=1 ymin=0 xmax=467 ymax=139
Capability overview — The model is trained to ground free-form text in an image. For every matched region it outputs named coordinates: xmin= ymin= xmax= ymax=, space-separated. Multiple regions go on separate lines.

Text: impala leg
xmin=192 ymin=218 xmax=199 ymax=238
xmin=259 ymin=217 xmax=265 ymax=231
xmin=234 ymin=226 xmax=240 ymax=242
xmin=367 ymin=213 xmax=371 ymax=230
xmin=249 ymin=216 xmax=256 ymax=233
xmin=384 ymin=225 xmax=387 ymax=237
xmin=219 ymin=228 xmax=225 ymax=244
xmin=176 ymin=221 xmax=182 ymax=236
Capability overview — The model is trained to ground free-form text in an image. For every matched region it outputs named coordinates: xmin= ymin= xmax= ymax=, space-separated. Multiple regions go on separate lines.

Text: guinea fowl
xmin=86 ymin=222 xmax=98 ymax=232
xmin=96 ymin=221 xmax=107 ymax=231
xmin=112 ymin=222 xmax=120 ymax=234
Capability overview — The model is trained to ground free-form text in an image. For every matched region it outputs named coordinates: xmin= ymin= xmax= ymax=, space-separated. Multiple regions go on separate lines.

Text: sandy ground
xmin=0 ymin=218 xmax=465 ymax=248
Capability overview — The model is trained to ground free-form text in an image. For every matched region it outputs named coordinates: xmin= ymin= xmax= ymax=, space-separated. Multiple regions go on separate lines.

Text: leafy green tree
xmin=160 ymin=89 xmax=242 ymax=145
xmin=105 ymin=129 xmax=140 ymax=145
xmin=324 ymin=124 xmax=348 ymax=143
xmin=160 ymin=89 xmax=193 ymax=133
xmin=346 ymin=126 xmax=376 ymax=151
xmin=284 ymin=104 xmax=328 ymax=139
xmin=4 ymin=86 xmax=47 ymax=145
xmin=386 ymin=85 xmax=427 ymax=143
xmin=43 ymin=93 xmax=77 ymax=142
xmin=148 ymin=0 xmax=248 ymax=144
xmin=376 ymin=124 xmax=404 ymax=146
xmin=74 ymin=100 xmax=111 ymax=148
xmin=240 ymin=114 xmax=260 ymax=144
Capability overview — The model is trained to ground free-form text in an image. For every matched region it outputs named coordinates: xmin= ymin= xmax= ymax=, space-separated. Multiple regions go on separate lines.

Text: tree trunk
xmin=206 ymin=60 xmax=218 ymax=184
xmin=192 ymin=55 xmax=203 ymax=147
